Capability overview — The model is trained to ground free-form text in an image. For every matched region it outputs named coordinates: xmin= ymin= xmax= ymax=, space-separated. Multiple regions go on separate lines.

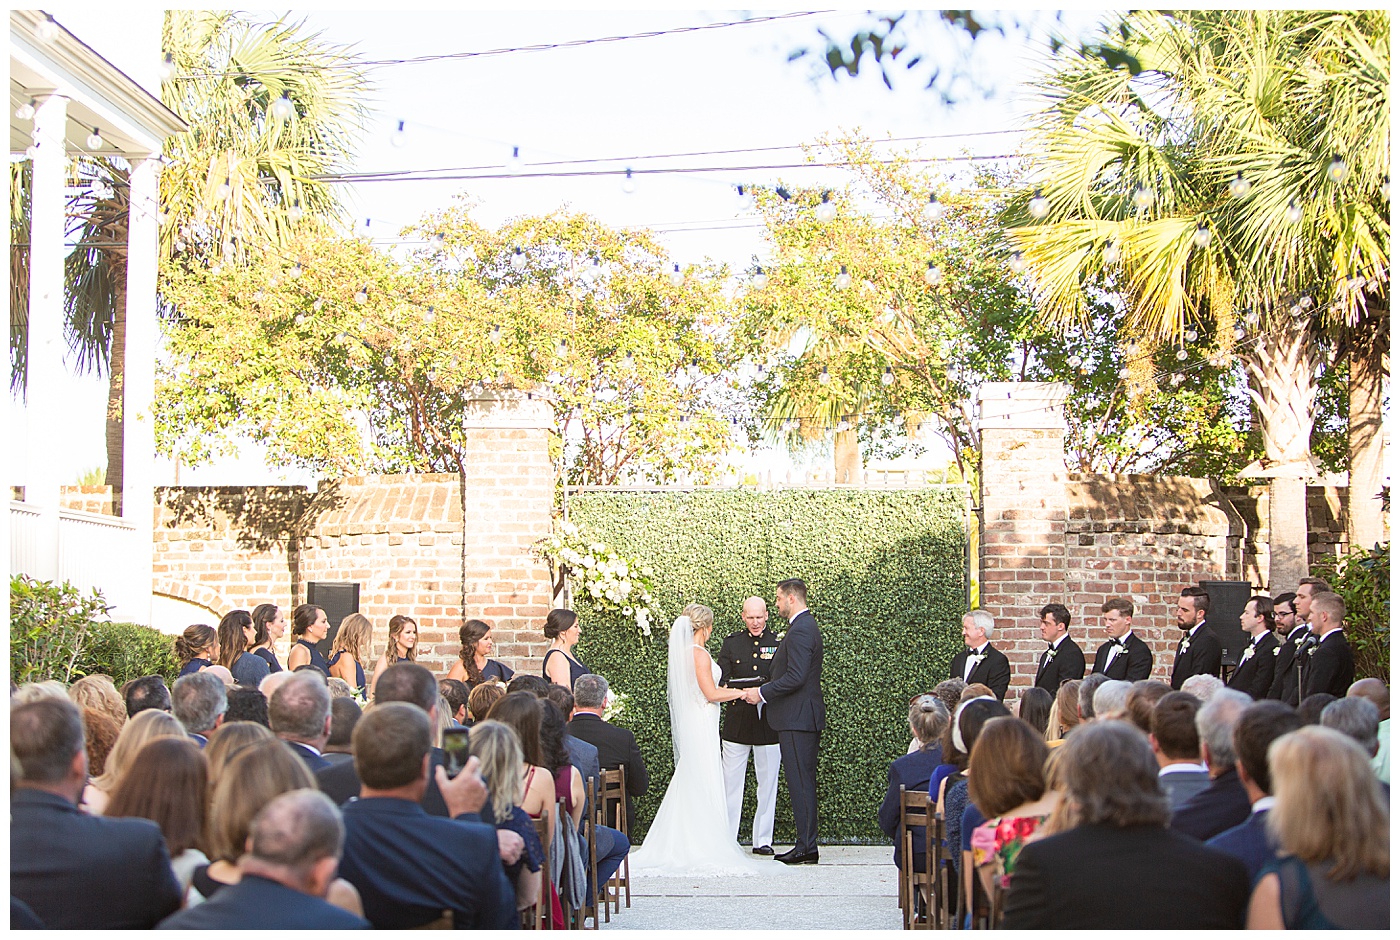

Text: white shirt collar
xmin=1159 ymin=762 xmax=1208 ymax=775
xmin=1249 ymin=630 xmax=1269 ymax=646
xmin=787 ymin=606 xmax=809 ymax=623
xmin=1050 ymin=633 xmax=1068 ymax=649
xmin=1251 ymin=795 xmax=1277 ymax=814
xmin=970 ymin=642 xmax=989 ymax=655
xmin=1187 ymin=620 xmax=1207 ymax=639
xmin=1316 ymin=626 xmax=1343 ymax=644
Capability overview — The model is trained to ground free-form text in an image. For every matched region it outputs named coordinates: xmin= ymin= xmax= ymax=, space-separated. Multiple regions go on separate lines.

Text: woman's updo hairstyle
xmin=908 ymin=694 xmax=950 ymax=746
xmin=291 ymin=604 xmax=322 ymax=638
xmin=543 ymin=609 xmax=578 ymax=640
xmin=682 ymin=603 xmax=714 ymax=633
xmin=175 ymin=624 xmax=217 ymax=665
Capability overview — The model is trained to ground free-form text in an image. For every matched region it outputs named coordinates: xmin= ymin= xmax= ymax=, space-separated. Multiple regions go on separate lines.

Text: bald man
xmin=1349 ymin=678 xmax=1390 ymax=784
xmin=716 ymin=597 xmax=782 ymax=854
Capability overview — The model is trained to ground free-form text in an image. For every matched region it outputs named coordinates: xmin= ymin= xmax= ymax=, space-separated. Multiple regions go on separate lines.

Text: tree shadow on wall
xmin=157 ymin=481 xmax=346 ymax=554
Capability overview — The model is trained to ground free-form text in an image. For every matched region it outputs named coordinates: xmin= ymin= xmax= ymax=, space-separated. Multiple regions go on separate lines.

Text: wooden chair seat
xmin=896 ymin=786 xmax=945 ymax=930
xmin=597 ymin=766 xmax=631 ymax=912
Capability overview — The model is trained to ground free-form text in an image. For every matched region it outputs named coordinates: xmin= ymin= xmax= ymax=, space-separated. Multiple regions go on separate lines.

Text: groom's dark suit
xmin=759 ymin=608 xmax=824 ymax=857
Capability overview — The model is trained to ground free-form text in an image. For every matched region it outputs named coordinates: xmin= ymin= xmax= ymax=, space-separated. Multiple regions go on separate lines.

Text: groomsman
xmin=1034 ymin=603 xmax=1086 ymax=693
xmin=1299 ymin=592 xmax=1355 ymax=698
xmin=949 ymin=610 xmax=1011 ymax=701
xmin=1170 ymin=586 xmax=1223 ymax=690
xmin=1268 ymin=579 xmax=1328 ymax=705
xmin=716 ymin=597 xmax=782 ymax=855
xmin=1226 ymin=595 xmax=1278 ymax=700
xmin=1092 ymin=598 xmax=1153 ymax=681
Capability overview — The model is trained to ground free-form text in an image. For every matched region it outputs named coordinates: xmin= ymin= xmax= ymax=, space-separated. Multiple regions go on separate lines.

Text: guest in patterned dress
xmin=968 ymin=718 xmax=1059 ymax=902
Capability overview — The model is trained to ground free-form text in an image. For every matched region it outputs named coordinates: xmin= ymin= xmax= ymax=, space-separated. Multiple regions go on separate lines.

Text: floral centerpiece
xmin=536 ymin=520 xmax=661 ymax=639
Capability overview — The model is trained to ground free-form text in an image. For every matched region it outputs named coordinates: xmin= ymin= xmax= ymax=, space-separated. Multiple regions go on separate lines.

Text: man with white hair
xmin=1181 ymin=674 xmax=1224 ymax=702
xmin=948 ymin=610 xmax=1011 ymax=701
xmin=1170 ymin=688 xmax=1252 ymax=840
xmin=1091 ymin=679 xmax=1133 ymax=720
xmin=717 ymin=596 xmax=782 ymax=854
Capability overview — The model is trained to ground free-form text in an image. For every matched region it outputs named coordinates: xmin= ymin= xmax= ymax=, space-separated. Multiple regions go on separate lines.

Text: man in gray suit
xmin=1150 ymin=692 xmax=1211 ymax=809
xmin=745 ymin=578 xmax=824 ymax=865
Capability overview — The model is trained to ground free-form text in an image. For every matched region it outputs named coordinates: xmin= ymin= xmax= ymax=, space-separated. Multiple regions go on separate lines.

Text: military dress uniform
xmin=717 ymin=626 xmax=782 ymax=851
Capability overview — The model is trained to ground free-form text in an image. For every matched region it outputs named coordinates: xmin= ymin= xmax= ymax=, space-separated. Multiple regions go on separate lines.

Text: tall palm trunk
xmin=1345 ymin=302 xmax=1388 ymax=551
xmin=104 ymin=258 xmax=128 ymax=513
xmin=834 ymin=427 xmax=861 ymax=483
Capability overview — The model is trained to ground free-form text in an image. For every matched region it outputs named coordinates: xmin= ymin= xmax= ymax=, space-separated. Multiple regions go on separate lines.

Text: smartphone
xmin=442 ymin=728 xmax=471 ymax=778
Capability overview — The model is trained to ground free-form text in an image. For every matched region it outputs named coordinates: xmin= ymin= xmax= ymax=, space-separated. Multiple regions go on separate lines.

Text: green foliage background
xmin=1312 ymin=543 xmax=1390 ymax=680
xmin=569 ymin=487 xmax=969 ymax=843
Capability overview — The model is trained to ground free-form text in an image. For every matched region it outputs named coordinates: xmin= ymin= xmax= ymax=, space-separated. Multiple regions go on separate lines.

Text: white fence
xmin=10 ymin=501 xmax=146 ymax=622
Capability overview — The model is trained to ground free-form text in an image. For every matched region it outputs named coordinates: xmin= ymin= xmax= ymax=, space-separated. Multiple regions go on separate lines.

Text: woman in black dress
xmin=370 ymin=614 xmax=419 ymax=698
xmin=249 ymin=603 xmax=286 ymax=673
xmin=446 ymin=619 xmax=515 ymax=688
xmin=216 ymin=609 xmax=269 ymax=688
xmin=541 ymin=609 xmax=592 ymax=689
xmin=286 ymin=604 xmax=332 ymax=675
xmin=175 ymin=624 xmax=220 ymax=678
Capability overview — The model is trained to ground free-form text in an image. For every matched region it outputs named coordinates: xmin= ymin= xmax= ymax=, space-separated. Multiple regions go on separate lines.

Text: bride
xmin=629 ymin=604 xmax=775 ymax=876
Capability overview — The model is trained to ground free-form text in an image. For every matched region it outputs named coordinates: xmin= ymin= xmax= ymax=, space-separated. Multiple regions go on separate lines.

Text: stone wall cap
xmin=978 ymin=382 xmax=1069 ymax=430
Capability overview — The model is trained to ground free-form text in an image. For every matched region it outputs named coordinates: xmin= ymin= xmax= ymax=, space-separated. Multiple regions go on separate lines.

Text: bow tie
xmin=1115 ymin=638 xmax=1129 ymax=648
xmin=966 ymin=647 xmax=979 ymax=656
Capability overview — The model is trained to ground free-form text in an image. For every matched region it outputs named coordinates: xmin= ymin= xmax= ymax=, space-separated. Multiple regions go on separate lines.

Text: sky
xmin=15 ymin=7 xmax=1105 ymax=490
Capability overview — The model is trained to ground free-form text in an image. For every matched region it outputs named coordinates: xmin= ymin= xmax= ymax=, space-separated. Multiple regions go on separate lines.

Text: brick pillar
xmin=978 ymin=382 xmax=1070 ymax=701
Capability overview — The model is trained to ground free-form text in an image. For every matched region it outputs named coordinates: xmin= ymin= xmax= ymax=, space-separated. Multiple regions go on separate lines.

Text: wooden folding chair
xmin=597 ymin=767 xmax=631 ymax=912
xmin=896 ymin=786 xmax=943 ymax=930
xmin=567 ymin=782 xmax=600 ymax=930
xmin=520 ymin=811 xmax=552 ymax=930
xmin=931 ymin=811 xmax=953 ymax=930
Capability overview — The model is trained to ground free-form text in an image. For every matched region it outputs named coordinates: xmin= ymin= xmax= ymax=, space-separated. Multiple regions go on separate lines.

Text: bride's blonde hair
xmin=682 ymin=603 xmax=714 ymax=632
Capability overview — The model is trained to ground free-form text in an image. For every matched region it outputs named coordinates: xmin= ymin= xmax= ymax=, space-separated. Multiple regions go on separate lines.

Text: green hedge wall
xmin=568 ymin=487 xmax=969 ymax=843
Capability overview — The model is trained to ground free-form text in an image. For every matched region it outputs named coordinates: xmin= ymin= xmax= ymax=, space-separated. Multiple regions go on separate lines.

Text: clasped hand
xmin=738 ymin=688 xmax=762 ymax=705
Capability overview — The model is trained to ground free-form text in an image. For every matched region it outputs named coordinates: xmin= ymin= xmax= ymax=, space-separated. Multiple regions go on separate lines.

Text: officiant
xmin=717 ymin=596 xmax=782 ymax=855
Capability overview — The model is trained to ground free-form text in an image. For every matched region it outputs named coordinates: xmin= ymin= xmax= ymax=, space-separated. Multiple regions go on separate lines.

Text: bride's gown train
xmin=628 ymin=616 xmax=774 ymax=876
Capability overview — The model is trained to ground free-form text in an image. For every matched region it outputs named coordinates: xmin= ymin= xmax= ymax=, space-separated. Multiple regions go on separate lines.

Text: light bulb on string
xmin=430 ymin=231 xmax=445 ymax=249
xmin=1285 ymin=199 xmax=1303 ymax=224
xmin=312 ymin=299 xmax=324 ymax=312
xmin=818 ymin=366 xmax=831 ymax=385
xmin=158 ymin=53 xmax=175 ymax=83
xmin=425 ymin=368 xmax=437 ymax=385
xmin=288 ymin=263 xmax=302 ymax=279
xmin=1175 ymin=346 xmax=1188 ymax=361
xmin=252 ymin=290 xmax=265 ymax=302
xmin=221 ymin=239 xmax=235 ymax=260
xmin=1170 ymin=373 xmax=1184 ymax=386
xmin=1326 ymin=154 xmax=1347 ymax=183
xmin=1118 ymin=366 xmax=1131 ymax=379
xmin=620 ymin=168 xmax=636 ymax=194
xmin=216 ymin=176 xmax=231 ymax=200
xmin=25 ymin=144 xmax=38 ymax=161
xmin=881 ymin=366 xmax=894 ymax=386
xmin=1298 ymin=295 xmax=1313 ymax=310
xmin=490 ymin=324 xmax=501 ymax=343
xmin=294 ymin=312 xmax=306 ymax=326
xmin=1028 ymin=188 xmax=1050 ymax=219
xmin=1126 ymin=342 xmax=1140 ymax=356
xmin=756 ymin=362 xmax=767 ymax=379
xmin=752 ymin=267 xmax=768 ymax=289
xmin=669 ymin=263 xmax=684 ymax=287
xmin=1383 ymin=176 xmax=1391 ymax=201
xmin=14 ymin=98 xmax=35 ymax=120
xmin=1228 ymin=174 xmax=1251 ymax=198
xmin=556 ymin=339 xmax=567 ymax=357
xmin=1289 ymin=303 xmax=1302 ymax=318
xmin=1244 ymin=310 xmax=1259 ymax=327
xmin=924 ymin=192 xmax=945 ymax=221
xmin=210 ymin=262 xmax=222 ymax=275
xmin=287 ymin=200 xmax=303 ymax=222
xmin=1132 ymin=186 xmax=1154 ymax=209
xmin=390 ymin=120 xmax=406 ymax=147
xmin=354 ymin=285 xmax=368 ymax=304
xmin=87 ymin=128 xmax=103 ymax=150
xmin=422 ymin=306 xmax=436 ymax=325
xmin=1193 ymin=225 xmax=1211 ymax=247
xmin=271 ymin=95 xmax=295 ymax=122
xmin=382 ymin=354 xmax=394 ymax=370
xmin=834 ymin=265 xmax=852 ymax=290
xmin=333 ymin=331 xmax=348 ymax=344
xmin=37 ymin=15 xmax=60 ymax=41
xmin=1009 ymin=252 xmax=1027 ymax=274
xmin=507 ymin=145 xmax=522 ymax=174
xmin=1184 ymin=328 xmax=1198 ymax=342
xmin=782 ymin=419 xmax=797 ymax=433
xmin=1102 ymin=240 xmax=1120 ymax=264
xmin=1067 ymin=354 xmax=1083 ymax=368
xmin=815 ymin=193 xmax=836 ymax=222
xmin=836 ymin=419 xmax=850 ymax=433
xmin=511 ymin=248 xmax=527 ymax=273
xmin=1233 ymin=326 xmax=1246 ymax=341
xmin=735 ymin=184 xmax=754 ymax=210
xmin=924 ymin=262 xmax=943 ymax=286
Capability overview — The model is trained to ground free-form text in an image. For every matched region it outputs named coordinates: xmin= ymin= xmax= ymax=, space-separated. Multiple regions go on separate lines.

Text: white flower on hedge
xmin=561 ymin=520 xmax=579 ymax=536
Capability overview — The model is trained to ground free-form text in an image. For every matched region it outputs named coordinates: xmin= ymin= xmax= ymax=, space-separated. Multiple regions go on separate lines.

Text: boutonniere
xmin=1305 ymin=643 xmax=1320 ymax=657
xmin=775 ymin=632 xmax=786 ymax=643
xmin=1273 ymin=645 xmax=1282 ymax=656
xmin=1179 ymin=637 xmax=1192 ymax=653
xmin=1043 ymin=648 xmax=1058 ymax=661
xmin=969 ymin=653 xmax=987 ymax=666
xmin=1240 ymin=646 xmax=1255 ymax=663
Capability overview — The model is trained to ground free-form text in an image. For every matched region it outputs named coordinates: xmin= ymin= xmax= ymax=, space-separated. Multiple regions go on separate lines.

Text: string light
xmin=669 ymin=263 xmax=684 ymax=287
xmin=781 ymin=419 xmax=797 ymax=433
xmin=1132 ymin=186 xmax=1154 ymax=209
xmin=1028 ymin=188 xmax=1049 ymax=219
xmin=752 ymin=267 xmax=768 ymax=289
xmin=86 ymin=128 xmax=103 ymax=149
xmin=1228 ymin=173 xmax=1251 ymax=198
xmin=621 ymin=168 xmax=636 ymax=194
xmin=158 ymin=53 xmax=176 ymax=83
xmin=1009 ymin=252 xmax=1027 ymax=274
xmin=430 ymin=231 xmax=445 ymax=248
xmin=835 ymin=419 xmax=850 ymax=432
xmin=511 ymin=248 xmax=527 ymax=272
xmin=334 ymin=331 xmax=348 ymax=344
xmin=1193 ymin=225 xmax=1211 ymax=247
xmin=288 ymin=263 xmax=302 ymax=279
xmin=1383 ymin=176 xmax=1391 ymax=201
xmin=490 ymin=323 xmax=502 ymax=343
xmin=288 ymin=200 xmax=303 ymax=222
xmin=1298 ymin=295 xmax=1313 ymax=310
xmin=815 ymin=193 xmax=836 ymax=222
xmin=313 ymin=299 xmax=325 ymax=312
xmin=621 ymin=351 xmax=635 ymax=370
xmin=422 ymin=306 xmax=436 ymax=324
xmin=1184 ymin=328 xmax=1198 ymax=342
xmin=1067 ymin=354 xmax=1082 ymax=368
xmin=14 ymin=99 xmax=35 ymax=120
xmin=216 ymin=176 xmax=231 ymax=200
xmin=354 ymin=285 xmax=369 ymax=303
xmin=271 ymin=95 xmax=295 ymax=122
xmin=1118 ymin=366 xmax=1131 ymax=379
xmin=556 ymin=338 xmax=568 ymax=357
xmin=735 ymin=184 xmax=754 ymax=210
xmin=294 ymin=312 xmax=307 ymax=325
xmin=923 ymin=192 xmax=945 ymax=221
xmin=818 ymin=366 xmax=831 ymax=385
xmin=756 ymin=362 xmax=767 ymax=379
xmin=1233 ymin=326 xmax=1246 ymax=340
xmin=1176 ymin=346 xmax=1188 ymax=361
xmin=1102 ymin=240 xmax=1120 ymax=264
xmin=834 ymin=265 xmax=851 ymax=290
xmin=390 ymin=120 xmax=406 ymax=147
xmin=924 ymin=261 xmax=943 ymax=286
xmin=1326 ymin=154 xmax=1347 ymax=183
xmin=1285 ymin=199 xmax=1303 ymax=223
xmin=508 ymin=146 xmax=522 ymax=174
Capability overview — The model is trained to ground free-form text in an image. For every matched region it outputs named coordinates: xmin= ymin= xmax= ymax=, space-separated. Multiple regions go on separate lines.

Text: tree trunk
xmin=104 ymin=260 xmax=128 ymax=514
xmin=833 ymin=428 xmax=861 ymax=484
xmin=1345 ymin=302 xmax=1388 ymax=551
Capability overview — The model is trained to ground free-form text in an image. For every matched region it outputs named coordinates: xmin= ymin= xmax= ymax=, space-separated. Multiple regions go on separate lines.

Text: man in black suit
xmin=172 ymin=671 xmax=226 ymax=746
xmin=1300 ymin=591 xmax=1355 ymax=698
xmin=1227 ymin=595 xmax=1279 ymax=699
xmin=1170 ymin=586 xmax=1223 ymax=689
xmin=1091 ymin=598 xmax=1153 ymax=681
xmin=568 ymin=673 xmax=650 ymax=832
xmin=1003 ymin=721 xmax=1250 ymax=929
xmin=10 ymin=699 xmax=183 ymax=929
xmin=158 ymin=789 xmax=369 ymax=929
xmin=948 ymin=610 xmax=1012 ymax=700
xmin=337 ymin=703 xmax=516 ymax=928
xmin=1205 ymin=701 xmax=1304 ymax=882
xmin=1171 ymin=688 xmax=1252 ymax=840
xmin=748 ymin=578 xmax=825 ymax=864
xmin=1269 ymin=579 xmax=1328 ymax=704
xmin=1034 ymin=603 xmax=1086 ymax=693
xmin=716 ymin=597 xmax=782 ymax=854
xmin=270 ymin=671 xmax=333 ymax=772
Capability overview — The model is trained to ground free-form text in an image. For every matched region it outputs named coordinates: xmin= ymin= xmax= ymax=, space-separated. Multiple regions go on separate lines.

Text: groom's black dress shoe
xmin=751 ymin=845 xmax=774 ymax=856
xmin=774 ymin=848 xmax=819 ymax=865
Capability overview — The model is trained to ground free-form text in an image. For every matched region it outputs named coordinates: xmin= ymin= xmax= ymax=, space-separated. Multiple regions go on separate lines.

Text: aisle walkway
xmin=603 ymin=846 xmax=900 ymax=930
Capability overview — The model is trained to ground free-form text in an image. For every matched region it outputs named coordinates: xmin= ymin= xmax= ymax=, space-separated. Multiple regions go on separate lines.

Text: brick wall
xmin=1224 ymin=485 xmax=1351 ymax=588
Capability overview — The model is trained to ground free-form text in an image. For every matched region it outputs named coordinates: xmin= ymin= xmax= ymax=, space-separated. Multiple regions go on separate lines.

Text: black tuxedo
xmin=1091 ymin=632 xmax=1153 ymax=681
xmin=949 ymin=643 xmax=1012 ymax=700
xmin=1301 ymin=629 xmax=1355 ymax=698
xmin=1033 ymin=636 xmax=1086 ymax=693
xmin=1226 ymin=632 xmax=1278 ymax=699
xmin=1003 ymin=822 xmax=1250 ymax=929
xmin=1267 ymin=625 xmax=1312 ymax=705
xmin=1170 ymin=623 xmax=1223 ymax=689
xmin=157 ymin=874 xmax=370 ymax=929
xmin=567 ymin=712 xmax=649 ymax=832
xmin=759 ymin=608 xmax=825 ymax=854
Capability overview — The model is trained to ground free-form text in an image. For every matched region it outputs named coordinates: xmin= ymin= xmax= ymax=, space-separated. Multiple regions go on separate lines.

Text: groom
xmin=743 ymin=578 xmax=824 ymax=865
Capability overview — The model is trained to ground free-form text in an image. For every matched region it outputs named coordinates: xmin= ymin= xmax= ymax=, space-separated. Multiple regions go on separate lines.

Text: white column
xmin=25 ymin=94 xmax=69 ymax=581
xmin=122 ymin=156 xmax=160 ymax=625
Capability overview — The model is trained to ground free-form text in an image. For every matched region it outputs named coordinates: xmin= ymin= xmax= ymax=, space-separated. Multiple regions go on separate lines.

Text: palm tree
xmin=1008 ymin=10 xmax=1389 ymax=588
xmin=12 ymin=11 xmax=368 ymax=506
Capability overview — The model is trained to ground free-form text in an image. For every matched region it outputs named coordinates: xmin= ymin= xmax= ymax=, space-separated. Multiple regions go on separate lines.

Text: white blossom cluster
xmin=537 ymin=521 xmax=660 ymax=638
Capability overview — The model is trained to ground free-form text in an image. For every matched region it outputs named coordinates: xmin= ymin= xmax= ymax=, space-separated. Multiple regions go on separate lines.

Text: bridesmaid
xmin=215 ymin=609 xmax=269 ymax=688
xmin=249 ymin=603 xmax=286 ymax=673
xmin=327 ymin=613 xmax=371 ymax=699
xmin=370 ymin=614 xmax=419 ymax=698
xmin=541 ymin=609 xmax=592 ymax=690
xmin=175 ymin=624 xmax=220 ymax=678
xmin=286 ymin=604 xmax=332 ymax=675
xmin=446 ymin=619 xmax=515 ymax=688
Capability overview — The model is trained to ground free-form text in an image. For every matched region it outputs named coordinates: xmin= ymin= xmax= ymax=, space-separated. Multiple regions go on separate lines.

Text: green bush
xmin=10 ymin=575 xmax=107 ymax=685
xmin=569 ymin=487 xmax=969 ymax=843
xmin=1312 ymin=543 xmax=1389 ymax=680
xmin=75 ymin=621 xmax=180 ymax=686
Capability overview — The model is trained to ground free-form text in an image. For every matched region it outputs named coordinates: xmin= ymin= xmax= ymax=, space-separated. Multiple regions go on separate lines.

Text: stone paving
xmin=600 ymin=845 xmax=901 ymax=931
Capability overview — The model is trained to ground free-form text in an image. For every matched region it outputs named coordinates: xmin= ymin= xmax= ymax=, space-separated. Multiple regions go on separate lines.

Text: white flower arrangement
xmin=537 ymin=520 xmax=662 ymax=638
xmin=603 ymin=688 xmax=629 ymax=722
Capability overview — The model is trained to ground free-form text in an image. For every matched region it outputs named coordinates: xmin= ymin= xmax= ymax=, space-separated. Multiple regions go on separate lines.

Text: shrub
xmin=10 ymin=575 xmax=107 ymax=685
xmin=1312 ymin=543 xmax=1389 ymax=680
xmin=75 ymin=621 xmax=180 ymax=686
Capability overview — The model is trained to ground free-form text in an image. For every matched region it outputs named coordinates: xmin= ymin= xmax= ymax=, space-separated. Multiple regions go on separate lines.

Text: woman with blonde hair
xmin=328 ymin=612 xmax=372 ymax=699
xmin=470 ymin=720 xmax=544 ymax=911
xmin=203 ymin=721 xmax=276 ymax=791
xmin=82 ymin=709 xmax=185 ymax=815
xmin=1045 ymin=680 xmax=1082 ymax=747
xmin=175 ymin=624 xmax=220 ymax=677
xmin=1246 ymin=726 xmax=1389 ymax=929
xmin=369 ymin=614 xmax=418 ymax=697
xmin=68 ymin=674 xmax=126 ymax=730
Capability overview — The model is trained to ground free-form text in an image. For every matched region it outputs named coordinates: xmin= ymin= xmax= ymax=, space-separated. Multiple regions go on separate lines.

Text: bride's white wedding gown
xmin=628 ymin=616 xmax=775 ymax=876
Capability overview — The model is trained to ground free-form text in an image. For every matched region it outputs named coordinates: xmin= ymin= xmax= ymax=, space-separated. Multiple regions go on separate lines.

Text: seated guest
xmin=1246 ymin=727 xmax=1389 ymax=929
xmin=1077 ymin=672 xmax=1109 ymax=721
xmin=969 ymin=717 xmax=1057 ymax=901
xmin=224 ymin=687 xmax=269 ymax=726
xmin=1124 ymin=680 xmax=1172 ymax=734
xmin=441 ymin=678 xmax=472 ymax=726
xmin=878 ymin=694 xmax=953 ymax=870
xmin=173 ymin=671 xmax=227 ymax=747
xmin=1091 ymin=679 xmax=1132 ymax=721
xmin=124 ymin=675 xmax=172 ymax=717
xmin=204 ymin=721 xmax=276 ymax=789
xmin=942 ymin=698 xmax=1010 ymax=890
xmin=337 ymin=703 xmax=517 ymax=928
xmin=567 ymin=674 xmax=650 ymax=833
xmin=12 ymin=680 xmax=68 ymax=704
xmin=80 ymin=707 xmax=122 ymax=778
xmin=269 ymin=672 xmax=333 ymax=772
xmin=1044 ymin=680 xmax=1081 ymax=747
xmin=507 ymin=673 xmax=550 ymax=697
xmin=175 ymin=623 xmax=220 ymax=678
xmin=11 ymin=699 xmax=183 ymax=928
xmin=324 ymin=696 xmax=362 ymax=766
xmin=1150 ymin=692 xmax=1211 ymax=810
xmin=158 ymin=790 xmax=369 ymax=929
xmin=1206 ymin=701 xmax=1304 ymax=881
xmin=69 ymin=674 xmax=127 ymax=731
xmin=203 ymin=664 xmax=237 ymax=687
xmin=105 ymin=736 xmax=210 ymax=894
xmin=487 ymin=692 xmax=562 ymax=835
xmin=542 ymin=698 xmax=627 ymax=892
xmin=259 ymin=669 xmax=295 ymax=703
xmin=545 ymin=684 xmax=601 ymax=784
xmin=83 ymin=709 xmax=186 ymax=815
xmin=1015 ymin=686 xmax=1053 ymax=737
xmin=446 ymin=618 xmax=516 ymax=687
xmin=932 ymin=678 xmax=966 ymax=718
xmin=1003 ymin=721 xmax=1250 ymax=929
xmin=327 ymin=676 xmax=357 ymax=700
xmin=1182 ymin=673 xmax=1224 ymax=702
xmin=470 ymin=720 xmax=546 ymax=911
xmin=469 ymin=679 xmax=507 ymax=722
xmin=1348 ymin=678 xmax=1390 ymax=784
xmin=1171 ymin=689 xmax=1252 ymax=840
xmin=217 ymin=609 xmax=271 ymax=688
xmin=1320 ymin=697 xmax=1383 ymax=768
xmin=1298 ymin=692 xmax=1337 ymax=725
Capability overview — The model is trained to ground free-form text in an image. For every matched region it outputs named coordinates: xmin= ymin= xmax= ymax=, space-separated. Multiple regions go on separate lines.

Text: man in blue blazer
xmin=1206 ymin=701 xmax=1303 ymax=881
xmin=336 ymin=703 xmax=516 ymax=928
xmin=10 ymin=699 xmax=182 ymax=929
xmin=749 ymin=578 xmax=825 ymax=865
xmin=1171 ymin=689 xmax=1252 ymax=841
xmin=159 ymin=790 xmax=369 ymax=929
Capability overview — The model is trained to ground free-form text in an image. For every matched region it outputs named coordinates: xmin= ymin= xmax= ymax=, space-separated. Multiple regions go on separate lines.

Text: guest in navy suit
xmin=1151 ymin=692 xmax=1211 ymax=810
xmin=336 ymin=703 xmax=517 ymax=929
xmin=877 ymin=694 xmax=954 ymax=870
xmin=1091 ymin=598 xmax=1153 ymax=681
xmin=159 ymin=790 xmax=369 ymax=929
xmin=10 ymin=699 xmax=183 ymax=929
xmin=1206 ymin=701 xmax=1303 ymax=881
xmin=1171 ymin=689 xmax=1253 ymax=841
xmin=270 ymin=671 xmax=333 ymax=772
xmin=172 ymin=671 xmax=227 ymax=747
xmin=1170 ymin=587 xmax=1223 ymax=689
xmin=1300 ymin=592 xmax=1355 ymax=698
xmin=948 ymin=610 xmax=1012 ymax=701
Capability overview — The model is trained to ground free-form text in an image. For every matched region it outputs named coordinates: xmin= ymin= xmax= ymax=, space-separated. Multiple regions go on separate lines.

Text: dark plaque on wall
xmin=306 ymin=581 xmax=360 ymax=656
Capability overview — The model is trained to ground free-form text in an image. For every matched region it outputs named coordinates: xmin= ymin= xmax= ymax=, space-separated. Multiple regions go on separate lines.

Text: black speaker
xmin=306 ymin=581 xmax=360 ymax=656
xmin=1199 ymin=580 xmax=1254 ymax=668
